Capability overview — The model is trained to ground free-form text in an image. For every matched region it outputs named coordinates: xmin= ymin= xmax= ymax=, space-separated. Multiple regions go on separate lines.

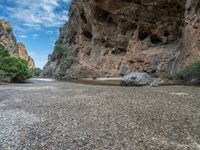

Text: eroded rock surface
xmin=0 ymin=19 xmax=18 ymax=56
xmin=44 ymin=0 xmax=200 ymax=79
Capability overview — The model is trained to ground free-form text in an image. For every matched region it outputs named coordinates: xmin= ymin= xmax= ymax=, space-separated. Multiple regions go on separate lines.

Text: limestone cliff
xmin=0 ymin=19 xmax=35 ymax=68
xmin=0 ymin=19 xmax=18 ymax=56
xmin=18 ymin=43 xmax=36 ymax=68
xmin=44 ymin=0 xmax=200 ymax=79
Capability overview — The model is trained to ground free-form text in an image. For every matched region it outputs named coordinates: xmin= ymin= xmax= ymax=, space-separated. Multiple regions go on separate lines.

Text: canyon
xmin=0 ymin=1 xmax=200 ymax=149
xmin=44 ymin=0 xmax=200 ymax=79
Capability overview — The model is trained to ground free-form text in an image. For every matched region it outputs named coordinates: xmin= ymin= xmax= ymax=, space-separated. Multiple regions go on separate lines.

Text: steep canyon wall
xmin=44 ymin=0 xmax=200 ymax=79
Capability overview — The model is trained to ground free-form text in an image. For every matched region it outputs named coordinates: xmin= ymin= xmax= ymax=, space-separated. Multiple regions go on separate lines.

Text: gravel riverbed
xmin=0 ymin=79 xmax=200 ymax=149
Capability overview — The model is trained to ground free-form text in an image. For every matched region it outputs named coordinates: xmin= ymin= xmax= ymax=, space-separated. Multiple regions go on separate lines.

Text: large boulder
xmin=121 ymin=72 xmax=164 ymax=86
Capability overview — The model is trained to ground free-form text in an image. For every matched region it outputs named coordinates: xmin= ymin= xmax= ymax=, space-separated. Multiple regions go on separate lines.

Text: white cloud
xmin=19 ymin=35 xmax=27 ymax=39
xmin=3 ymin=0 xmax=72 ymax=30
xmin=33 ymin=34 xmax=38 ymax=39
xmin=46 ymin=30 xmax=54 ymax=34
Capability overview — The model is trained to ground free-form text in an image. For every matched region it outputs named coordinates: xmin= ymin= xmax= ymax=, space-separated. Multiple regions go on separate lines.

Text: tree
xmin=175 ymin=61 xmax=200 ymax=85
xmin=33 ymin=68 xmax=42 ymax=77
xmin=0 ymin=44 xmax=9 ymax=59
xmin=0 ymin=44 xmax=32 ymax=82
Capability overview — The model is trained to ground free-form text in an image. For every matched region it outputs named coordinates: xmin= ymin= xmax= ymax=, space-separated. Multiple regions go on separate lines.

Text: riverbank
xmin=71 ymin=78 xmax=122 ymax=86
xmin=0 ymin=80 xmax=200 ymax=149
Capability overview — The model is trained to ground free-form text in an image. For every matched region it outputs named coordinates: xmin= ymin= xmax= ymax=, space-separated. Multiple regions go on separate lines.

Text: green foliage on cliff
xmin=51 ymin=45 xmax=64 ymax=61
xmin=175 ymin=61 xmax=200 ymax=81
xmin=55 ymin=55 xmax=74 ymax=78
xmin=50 ymin=37 xmax=64 ymax=61
xmin=60 ymin=56 xmax=74 ymax=71
xmin=33 ymin=68 xmax=42 ymax=77
xmin=0 ymin=44 xmax=32 ymax=82
xmin=0 ymin=44 xmax=9 ymax=59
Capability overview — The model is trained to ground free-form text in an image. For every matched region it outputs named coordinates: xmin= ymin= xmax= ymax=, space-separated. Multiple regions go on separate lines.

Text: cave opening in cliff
xmin=95 ymin=5 xmax=110 ymax=23
xmin=112 ymin=47 xmax=127 ymax=55
xmin=164 ymin=31 xmax=170 ymax=37
xmin=150 ymin=34 xmax=162 ymax=44
xmin=82 ymin=31 xmax=92 ymax=40
xmin=139 ymin=32 xmax=150 ymax=41
xmin=80 ymin=11 xmax=87 ymax=23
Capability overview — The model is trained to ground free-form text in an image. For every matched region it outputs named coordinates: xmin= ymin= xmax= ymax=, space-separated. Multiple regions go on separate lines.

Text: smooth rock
xmin=121 ymin=72 xmax=155 ymax=86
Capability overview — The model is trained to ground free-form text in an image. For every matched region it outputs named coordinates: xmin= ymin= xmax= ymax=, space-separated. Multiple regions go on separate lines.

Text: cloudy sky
xmin=0 ymin=0 xmax=72 ymax=68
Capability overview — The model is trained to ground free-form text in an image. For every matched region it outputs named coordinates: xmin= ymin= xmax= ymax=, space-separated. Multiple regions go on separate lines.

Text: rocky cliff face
xmin=44 ymin=0 xmax=200 ymax=79
xmin=0 ymin=20 xmax=18 ymax=56
xmin=0 ymin=19 xmax=35 ymax=68
xmin=18 ymin=43 xmax=36 ymax=68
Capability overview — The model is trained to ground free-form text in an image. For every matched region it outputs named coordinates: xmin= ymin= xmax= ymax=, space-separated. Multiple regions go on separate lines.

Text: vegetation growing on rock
xmin=175 ymin=61 xmax=200 ymax=84
xmin=32 ymin=68 xmax=43 ymax=77
xmin=50 ymin=45 xmax=64 ymax=61
xmin=60 ymin=56 xmax=74 ymax=72
xmin=0 ymin=19 xmax=35 ymax=68
xmin=0 ymin=44 xmax=9 ymax=59
xmin=0 ymin=44 xmax=32 ymax=82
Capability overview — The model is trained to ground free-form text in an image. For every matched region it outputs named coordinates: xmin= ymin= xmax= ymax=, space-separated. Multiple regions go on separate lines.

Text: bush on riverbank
xmin=32 ymin=68 xmax=42 ymax=77
xmin=175 ymin=61 xmax=200 ymax=84
xmin=0 ymin=44 xmax=32 ymax=82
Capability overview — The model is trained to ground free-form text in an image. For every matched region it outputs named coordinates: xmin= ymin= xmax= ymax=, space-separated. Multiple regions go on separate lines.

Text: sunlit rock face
xmin=0 ymin=19 xmax=36 ymax=68
xmin=44 ymin=0 xmax=200 ymax=79
xmin=18 ymin=43 xmax=36 ymax=68
xmin=0 ymin=19 xmax=18 ymax=56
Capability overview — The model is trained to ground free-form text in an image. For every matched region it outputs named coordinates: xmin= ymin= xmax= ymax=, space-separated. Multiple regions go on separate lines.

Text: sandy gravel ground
xmin=0 ymin=79 xmax=200 ymax=150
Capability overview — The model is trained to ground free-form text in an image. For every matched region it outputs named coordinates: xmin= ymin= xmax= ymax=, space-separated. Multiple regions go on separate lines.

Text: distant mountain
xmin=0 ymin=19 xmax=35 ymax=68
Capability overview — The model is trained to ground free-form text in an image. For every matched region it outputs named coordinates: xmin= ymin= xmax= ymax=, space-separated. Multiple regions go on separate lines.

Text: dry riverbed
xmin=0 ymin=79 xmax=200 ymax=149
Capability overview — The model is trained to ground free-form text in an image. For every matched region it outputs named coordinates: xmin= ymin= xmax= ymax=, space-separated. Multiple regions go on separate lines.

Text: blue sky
xmin=0 ymin=0 xmax=72 ymax=68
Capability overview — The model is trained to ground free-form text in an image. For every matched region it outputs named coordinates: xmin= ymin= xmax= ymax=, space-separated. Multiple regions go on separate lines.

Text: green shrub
xmin=60 ymin=56 xmax=74 ymax=72
xmin=0 ymin=70 xmax=8 ymax=81
xmin=55 ymin=55 xmax=74 ymax=79
xmin=175 ymin=61 xmax=200 ymax=80
xmin=0 ymin=57 xmax=32 ymax=82
xmin=51 ymin=45 xmax=63 ymax=61
xmin=0 ymin=44 xmax=33 ymax=82
xmin=0 ymin=57 xmax=32 ymax=79
xmin=33 ymin=68 xmax=42 ymax=77
xmin=0 ymin=44 xmax=9 ymax=59
xmin=92 ymin=77 xmax=97 ymax=80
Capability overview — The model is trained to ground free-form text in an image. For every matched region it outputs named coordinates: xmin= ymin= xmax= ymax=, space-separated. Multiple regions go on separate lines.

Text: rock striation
xmin=44 ymin=0 xmax=200 ymax=79
xmin=0 ymin=19 xmax=35 ymax=68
